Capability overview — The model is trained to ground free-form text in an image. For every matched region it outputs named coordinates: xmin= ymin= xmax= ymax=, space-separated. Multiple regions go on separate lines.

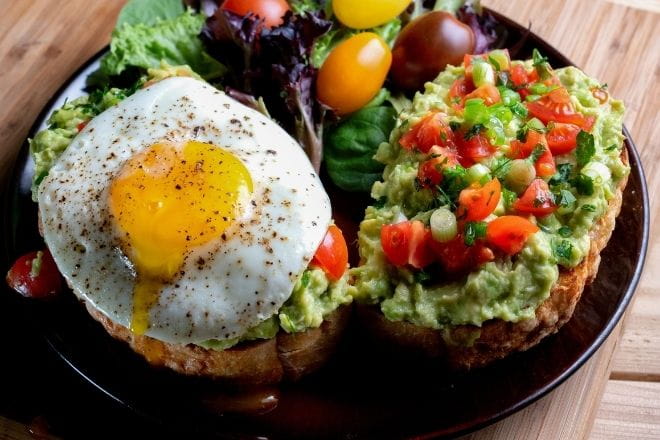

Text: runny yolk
xmin=109 ymin=141 xmax=253 ymax=335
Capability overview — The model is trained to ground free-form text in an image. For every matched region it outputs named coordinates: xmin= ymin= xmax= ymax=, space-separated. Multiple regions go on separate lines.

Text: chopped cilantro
xmin=556 ymin=189 xmax=576 ymax=207
xmin=532 ymin=48 xmax=549 ymax=67
xmin=531 ymin=48 xmax=552 ymax=80
xmin=434 ymin=165 xmax=470 ymax=208
xmin=581 ymin=204 xmax=597 ymax=212
xmin=502 ymin=188 xmax=517 ymax=209
xmin=491 ymin=157 xmax=512 ymax=180
xmin=573 ymin=174 xmax=594 ymax=196
xmin=464 ymin=124 xmax=484 ymax=140
xmin=510 ymin=102 xmax=528 ymax=118
xmin=575 ymin=131 xmax=596 ymax=166
xmin=528 ymin=144 xmax=546 ymax=163
xmin=464 ymin=221 xmax=487 ymax=246
xmin=605 ymin=144 xmax=618 ymax=152
xmin=549 ymin=163 xmax=574 ymax=186
xmin=558 ymin=226 xmax=572 ymax=238
xmin=516 ymin=126 xmax=528 ymax=142
xmin=553 ymin=239 xmax=573 ymax=260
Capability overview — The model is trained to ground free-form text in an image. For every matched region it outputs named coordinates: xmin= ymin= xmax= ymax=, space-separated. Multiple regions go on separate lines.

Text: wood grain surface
xmin=0 ymin=0 xmax=658 ymax=439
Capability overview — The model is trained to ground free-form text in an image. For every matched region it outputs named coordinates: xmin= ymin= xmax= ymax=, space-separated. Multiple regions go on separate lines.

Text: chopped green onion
xmin=430 ymin=207 xmax=458 ymax=243
xmin=488 ymin=49 xmax=511 ymax=71
xmin=505 ymin=159 xmax=536 ymax=193
xmin=467 ymin=163 xmax=491 ymax=184
xmin=472 ymin=60 xmax=495 ymax=87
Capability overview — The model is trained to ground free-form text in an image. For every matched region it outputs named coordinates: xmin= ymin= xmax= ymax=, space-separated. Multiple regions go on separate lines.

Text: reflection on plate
xmin=1 ymin=10 xmax=649 ymax=439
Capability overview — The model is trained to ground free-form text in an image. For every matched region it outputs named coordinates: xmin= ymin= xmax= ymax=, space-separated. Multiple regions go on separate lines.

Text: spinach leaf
xmin=324 ymin=106 xmax=397 ymax=192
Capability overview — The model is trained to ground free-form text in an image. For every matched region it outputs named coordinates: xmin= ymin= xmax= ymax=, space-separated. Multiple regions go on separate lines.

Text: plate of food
xmin=1 ymin=0 xmax=648 ymax=438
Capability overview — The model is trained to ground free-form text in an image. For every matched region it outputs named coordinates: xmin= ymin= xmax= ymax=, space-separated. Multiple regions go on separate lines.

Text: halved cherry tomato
xmin=380 ymin=220 xmax=434 ymax=269
xmin=486 ymin=216 xmax=539 ymax=255
xmin=430 ymin=235 xmax=494 ymax=273
xmin=448 ymin=77 xmax=473 ymax=109
xmin=317 ymin=32 xmax=392 ymax=115
xmin=464 ymin=84 xmax=501 ymax=106
xmin=456 ymin=133 xmax=496 ymax=167
xmin=311 ymin=225 xmax=348 ymax=281
xmin=399 ymin=112 xmax=455 ymax=153
xmin=546 ymin=122 xmax=580 ymax=155
xmin=526 ymin=87 xmax=595 ymax=131
xmin=509 ymin=130 xmax=556 ymax=177
xmin=513 ymin=179 xmax=557 ymax=216
xmin=417 ymin=146 xmax=460 ymax=189
xmin=6 ymin=249 xmax=61 ymax=298
xmin=221 ymin=0 xmax=290 ymax=28
xmin=456 ymin=178 xmax=501 ymax=222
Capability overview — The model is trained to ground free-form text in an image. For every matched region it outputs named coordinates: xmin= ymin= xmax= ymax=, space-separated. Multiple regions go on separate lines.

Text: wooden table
xmin=0 ymin=0 xmax=658 ymax=438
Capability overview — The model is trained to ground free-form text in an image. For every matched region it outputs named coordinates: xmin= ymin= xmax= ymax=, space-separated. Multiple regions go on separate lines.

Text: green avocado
xmin=350 ymin=58 xmax=628 ymax=332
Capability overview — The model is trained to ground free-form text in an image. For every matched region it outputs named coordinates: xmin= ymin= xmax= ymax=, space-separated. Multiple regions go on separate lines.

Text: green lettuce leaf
xmin=116 ymin=0 xmax=184 ymax=27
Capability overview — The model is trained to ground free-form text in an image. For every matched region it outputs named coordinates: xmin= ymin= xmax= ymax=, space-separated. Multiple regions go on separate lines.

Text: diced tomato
xmin=510 ymin=64 xmax=538 ymax=87
xmin=76 ymin=121 xmax=88 ymax=132
xmin=6 ymin=249 xmax=61 ymax=298
xmin=526 ymin=87 xmax=595 ymax=131
xmin=399 ymin=112 xmax=455 ymax=153
xmin=311 ymin=225 xmax=348 ymax=281
xmin=456 ymin=178 xmax=501 ymax=222
xmin=486 ymin=216 xmax=539 ymax=255
xmin=513 ymin=179 xmax=557 ymax=216
xmin=546 ymin=122 xmax=580 ymax=155
xmin=464 ymin=84 xmax=501 ymax=106
xmin=380 ymin=220 xmax=433 ymax=269
xmin=456 ymin=133 xmax=496 ymax=167
xmin=430 ymin=235 xmax=494 ymax=273
xmin=463 ymin=54 xmax=487 ymax=79
xmin=448 ymin=77 xmax=474 ymax=109
xmin=509 ymin=130 xmax=556 ymax=177
xmin=417 ymin=146 xmax=460 ymax=189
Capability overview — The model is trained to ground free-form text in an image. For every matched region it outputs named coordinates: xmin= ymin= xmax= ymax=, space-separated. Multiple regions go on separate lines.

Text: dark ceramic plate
xmin=0 ymin=11 xmax=649 ymax=440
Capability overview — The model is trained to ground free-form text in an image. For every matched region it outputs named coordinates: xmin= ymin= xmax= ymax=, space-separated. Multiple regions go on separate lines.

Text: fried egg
xmin=38 ymin=77 xmax=331 ymax=344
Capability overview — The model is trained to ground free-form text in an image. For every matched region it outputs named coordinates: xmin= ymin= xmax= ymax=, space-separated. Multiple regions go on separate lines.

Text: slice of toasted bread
xmin=356 ymin=148 xmax=629 ymax=369
xmin=85 ymin=302 xmax=350 ymax=385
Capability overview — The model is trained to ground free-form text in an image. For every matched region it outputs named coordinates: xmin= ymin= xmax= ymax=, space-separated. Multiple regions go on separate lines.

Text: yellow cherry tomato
xmin=317 ymin=33 xmax=392 ymax=115
xmin=333 ymin=0 xmax=411 ymax=29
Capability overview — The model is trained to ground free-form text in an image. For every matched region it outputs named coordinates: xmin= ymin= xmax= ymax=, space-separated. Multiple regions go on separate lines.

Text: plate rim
xmin=1 ymin=10 xmax=650 ymax=439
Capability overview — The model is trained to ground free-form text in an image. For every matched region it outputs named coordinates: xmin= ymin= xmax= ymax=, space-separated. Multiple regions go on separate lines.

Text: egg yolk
xmin=109 ymin=141 xmax=253 ymax=334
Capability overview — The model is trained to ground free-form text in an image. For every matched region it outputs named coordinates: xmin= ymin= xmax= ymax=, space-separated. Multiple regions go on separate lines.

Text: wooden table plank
xmin=591 ymin=380 xmax=660 ymax=439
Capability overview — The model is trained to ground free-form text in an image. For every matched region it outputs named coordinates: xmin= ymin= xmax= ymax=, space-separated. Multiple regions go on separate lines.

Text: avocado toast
xmin=350 ymin=50 xmax=629 ymax=368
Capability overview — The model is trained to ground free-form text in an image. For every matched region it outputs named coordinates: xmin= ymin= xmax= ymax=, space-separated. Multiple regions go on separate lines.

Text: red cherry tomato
xmin=221 ymin=0 xmax=290 ymax=28
xmin=526 ymin=87 xmax=595 ymax=131
xmin=6 ymin=249 xmax=62 ymax=298
xmin=456 ymin=133 xmax=496 ymax=167
xmin=546 ymin=122 xmax=580 ymax=155
xmin=464 ymin=84 xmax=501 ymax=106
xmin=513 ymin=179 xmax=557 ymax=216
xmin=430 ymin=235 xmax=494 ymax=273
xmin=486 ymin=216 xmax=539 ymax=255
xmin=417 ymin=146 xmax=460 ymax=189
xmin=509 ymin=130 xmax=556 ymax=177
xmin=456 ymin=178 xmax=501 ymax=222
xmin=399 ymin=112 xmax=455 ymax=153
xmin=380 ymin=221 xmax=434 ymax=269
xmin=311 ymin=225 xmax=348 ymax=281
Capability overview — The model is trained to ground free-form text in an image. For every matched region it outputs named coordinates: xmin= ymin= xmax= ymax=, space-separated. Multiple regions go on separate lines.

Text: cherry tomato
xmin=380 ymin=221 xmax=434 ymax=269
xmin=486 ymin=216 xmax=539 ymax=255
xmin=221 ymin=0 xmax=290 ymax=28
xmin=6 ymin=249 xmax=61 ymax=298
xmin=399 ymin=112 xmax=455 ymax=153
xmin=333 ymin=0 xmax=411 ymax=29
xmin=456 ymin=178 xmax=501 ymax=222
xmin=311 ymin=225 xmax=349 ymax=281
xmin=513 ymin=179 xmax=557 ymax=216
xmin=391 ymin=11 xmax=475 ymax=91
xmin=546 ymin=122 xmax=580 ymax=155
xmin=509 ymin=130 xmax=556 ymax=177
xmin=464 ymin=84 xmax=501 ymax=106
xmin=417 ymin=146 xmax=460 ymax=189
xmin=317 ymin=33 xmax=392 ymax=115
xmin=526 ymin=87 xmax=595 ymax=131
xmin=456 ymin=133 xmax=496 ymax=167
xmin=430 ymin=235 xmax=494 ymax=273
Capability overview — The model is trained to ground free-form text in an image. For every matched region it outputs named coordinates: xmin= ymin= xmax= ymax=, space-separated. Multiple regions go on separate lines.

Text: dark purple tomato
xmin=390 ymin=11 xmax=476 ymax=91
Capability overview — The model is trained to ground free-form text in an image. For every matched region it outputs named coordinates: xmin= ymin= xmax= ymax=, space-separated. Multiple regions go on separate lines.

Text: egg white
xmin=38 ymin=77 xmax=331 ymax=344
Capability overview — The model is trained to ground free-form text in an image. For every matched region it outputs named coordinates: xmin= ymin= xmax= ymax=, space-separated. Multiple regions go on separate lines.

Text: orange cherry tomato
xmin=513 ymin=179 xmax=557 ymax=216
xmin=456 ymin=133 xmax=496 ymax=167
xmin=380 ymin=220 xmax=434 ymax=269
xmin=417 ymin=146 xmax=460 ymax=189
xmin=464 ymin=84 xmax=501 ymax=106
xmin=546 ymin=122 xmax=580 ymax=155
xmin=486 ymin=216 xmax=539 ymax=255
xmin=311 ymin=225 xmax=348 ymax=281
xmin=509 ymin=130 xmax=556 ymax=177
xmin=399 ymin=112 xmax=455 ymax=153
xmin=317 ymin=32 xmax=392 ymax=115
xmin=221 ymin=0 xmax=290 ymax=28
xmin=526 ymin=87 xmax=595 ymax=131
xmin=456 ymin=178 xmax=501 ymax=222
xmin=6 ymin=249 xmax=62 ymax=298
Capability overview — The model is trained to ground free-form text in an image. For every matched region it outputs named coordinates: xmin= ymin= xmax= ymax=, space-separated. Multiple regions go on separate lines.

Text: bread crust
xmin=357 ymin=148 xmax=629 ymax=369
xmin=86 ymin=303 xmax=350 ymax=385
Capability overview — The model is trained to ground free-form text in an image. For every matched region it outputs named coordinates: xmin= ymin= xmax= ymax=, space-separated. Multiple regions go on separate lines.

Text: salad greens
xmin=116 ymin=0 xmax=185 ymax=27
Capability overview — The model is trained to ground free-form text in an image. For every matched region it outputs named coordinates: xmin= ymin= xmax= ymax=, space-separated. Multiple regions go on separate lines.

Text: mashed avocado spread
xmin=350 ymin=51 xmax=628 ymax=332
